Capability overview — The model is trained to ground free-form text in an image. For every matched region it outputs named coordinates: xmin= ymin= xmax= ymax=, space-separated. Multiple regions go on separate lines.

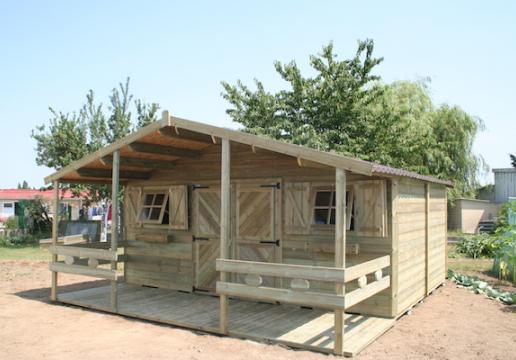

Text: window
xmin=139 ymin=192 xmax=169 ymax=224
xmin=312 ymin=190 xmax=354 ymax=230
xmin=3 ymin=203 xmax=13 ymax=208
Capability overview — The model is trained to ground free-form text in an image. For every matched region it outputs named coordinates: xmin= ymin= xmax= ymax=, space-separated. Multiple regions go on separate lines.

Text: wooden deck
xmin=57 ymin=283 xmax=394 ymax=357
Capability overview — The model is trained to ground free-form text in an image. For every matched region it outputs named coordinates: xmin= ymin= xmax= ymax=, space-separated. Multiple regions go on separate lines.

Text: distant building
xmin=492 ymin=168 xmax=516 ymax=203
xmin=448 ymin=168 xmax=516 ymax=234
xmin=0 ymin=189 xmax=83 ymax=224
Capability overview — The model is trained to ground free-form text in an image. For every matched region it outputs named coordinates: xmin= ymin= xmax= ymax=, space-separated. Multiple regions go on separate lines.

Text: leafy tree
xmin=135 ymin=99 xmax=160 ymax=128
xmin=32 ymin=77 xmax=159 ymax=200
xmin=222 ymin=40 xmax=484 ymax=200
xmin=107 ymin=77 xmax=133 ymax=143
xmin=510 ymin=154 xmax=516 ymax=168
xmin=17 ymin=181 xmax=30 ymax=189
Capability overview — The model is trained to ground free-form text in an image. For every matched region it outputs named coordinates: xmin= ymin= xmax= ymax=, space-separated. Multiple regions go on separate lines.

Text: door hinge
xmin=192 ymin=236 xmax=210 ymax=242
xmin=260 ymin=182 xmax=280 ymax=189
xmin=259 ymin=239 xmax=280 ymax=246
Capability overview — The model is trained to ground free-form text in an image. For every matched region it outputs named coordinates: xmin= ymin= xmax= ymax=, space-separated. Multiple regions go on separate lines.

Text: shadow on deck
xmin=56 ymin=283 xmax=394 ymax=357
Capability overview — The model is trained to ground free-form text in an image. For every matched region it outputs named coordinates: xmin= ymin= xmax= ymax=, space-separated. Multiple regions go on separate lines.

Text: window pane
xmin=315 ymin=191 xmax=332 ymax=206
xmin=314 ymin=209 xmax=329 ymax=224
xmin=149 ymin=207 xmax=161 ymax=220
xmin=154 ymin=194 xmax=165 ymax=206
xmin=140 ymin=207 xmax=150 ymax=220
xmin=329 ymin=209 xmax=335 ymax=225
xmin=144 ymin=194 xmax=154 ymax=205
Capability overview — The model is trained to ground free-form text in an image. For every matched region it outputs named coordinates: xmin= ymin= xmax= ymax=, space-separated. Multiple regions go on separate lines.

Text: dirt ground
xmin=0 ymin=260 xmax=514 ymax=360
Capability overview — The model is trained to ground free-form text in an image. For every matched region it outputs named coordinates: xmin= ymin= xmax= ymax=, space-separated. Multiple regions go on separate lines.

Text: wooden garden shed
xmin=45 ymin=111 xmax=451 ymax=357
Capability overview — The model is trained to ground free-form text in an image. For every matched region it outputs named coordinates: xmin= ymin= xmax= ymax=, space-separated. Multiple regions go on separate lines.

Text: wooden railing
xmin=216 ymin=255 xmax=390 ymax=311
xmin=49 ymin=242 xmax=123 ymax=281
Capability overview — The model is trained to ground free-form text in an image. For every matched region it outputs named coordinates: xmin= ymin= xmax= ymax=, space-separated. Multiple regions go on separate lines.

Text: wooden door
xmin=235 ymin=180 xmax=281 ymax=287
xmin=193 ymin=186 xmax=221 ymax=291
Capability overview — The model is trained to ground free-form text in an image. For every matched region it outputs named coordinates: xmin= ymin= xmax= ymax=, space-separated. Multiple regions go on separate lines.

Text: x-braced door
xmin=192 ymin=185 xmax=221 ymax=291
xmin=235 ymin=180 xmax=281 ymax=287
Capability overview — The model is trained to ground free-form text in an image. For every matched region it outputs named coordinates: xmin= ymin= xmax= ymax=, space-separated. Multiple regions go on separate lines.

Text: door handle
xmin=259 ymin=240 xmax=280 ymax=246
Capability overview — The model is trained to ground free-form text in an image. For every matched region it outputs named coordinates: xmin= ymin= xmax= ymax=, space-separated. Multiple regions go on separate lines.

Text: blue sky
xmin=0 ymin=1 xmax=514 ymax=188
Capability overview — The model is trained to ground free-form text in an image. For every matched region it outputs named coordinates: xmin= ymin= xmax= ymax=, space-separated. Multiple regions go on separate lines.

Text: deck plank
xmin=57 ymin=284 xmax=394 ymax=357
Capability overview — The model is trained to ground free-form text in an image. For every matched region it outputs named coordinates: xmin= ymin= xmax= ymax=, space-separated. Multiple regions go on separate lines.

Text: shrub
xmin=0 ymin=234 xmax=41 ymax=247
xmin=493 ymin=230 xmax=516 ymax=284
xmin=494 ymin=201 xmax=516 ymax=235
xmin=4 ymin=217 xmax=19 ymax=230
xmin=456 ymin=233 xmax=509 ymax=258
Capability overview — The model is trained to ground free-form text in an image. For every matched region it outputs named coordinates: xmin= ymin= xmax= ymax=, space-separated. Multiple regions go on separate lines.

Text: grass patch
xmin=0 ymin=246 xmax=50 ymax=261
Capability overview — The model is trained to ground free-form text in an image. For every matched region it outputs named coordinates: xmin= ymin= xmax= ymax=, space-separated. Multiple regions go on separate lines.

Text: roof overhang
xmin=44 ymin=111 xmax=453 ymax=187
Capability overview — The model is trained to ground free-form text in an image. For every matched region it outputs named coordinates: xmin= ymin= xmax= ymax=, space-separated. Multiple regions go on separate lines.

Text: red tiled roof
xmin=0 ymin=189 xmax=82 ymax=201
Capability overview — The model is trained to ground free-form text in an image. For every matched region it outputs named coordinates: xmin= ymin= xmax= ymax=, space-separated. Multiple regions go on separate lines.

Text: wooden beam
xmin=158 ymin=126 xmax=214 ymax=144
xmin=390 ymin=180 xmax=399 ymax=317
xmin=216 ymin=282 xmax=346 ymax=310
xmin=344 ymin=255 xmax=391 ymax=282
xmin=45 ymin=119 xmax=169 ymax=184
xmin=76 ymin=168 xmax=150 ymax=180
xmin=48 ymin=245 xmax=118 ymax=261
xmin=49 ymin=262 xmax=118 ymax=281
xmin=101 ymin=156 xmax=176 ymax=169
xmin=216 ymin=259 xmax=346 ymax=283
xmin=344 ymin=276 xmax=391 ymax=308
xmin=334 ymin=168 xmax=347 ymax=356
xmin=128 ymin=141 xmax=201 ymax=158
xmin=425 ymin=183 xmax=430 ymax=295
xmin=50 ymin=181 xmax=59 ymax=301
xmin=110 ymin=150 xmax=120 ymax=312
xmin=219 ymin=138 xmax=231 ymax=334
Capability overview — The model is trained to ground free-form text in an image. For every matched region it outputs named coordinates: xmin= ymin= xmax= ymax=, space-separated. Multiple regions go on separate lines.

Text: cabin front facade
xmin=45 ymin=111 xmax=451 ymax=357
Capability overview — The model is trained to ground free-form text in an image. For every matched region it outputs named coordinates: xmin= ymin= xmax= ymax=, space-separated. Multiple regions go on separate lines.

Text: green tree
xmin=510 ymin=154 xmax=516 ymax=168
xmin=32 ymin=77 xmax=159 ymax=200
xmin=222 ymin=40 xmax=484 ymax=200
xmin=135 ymin=99 xmax=160 ymax=128
xmin=17 ymin=181 xmax=30 ymax=189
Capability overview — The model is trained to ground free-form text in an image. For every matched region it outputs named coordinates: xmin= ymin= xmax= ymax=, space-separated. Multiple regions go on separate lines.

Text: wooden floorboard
xmin=58 ymin=283 xmax=394 ymax=357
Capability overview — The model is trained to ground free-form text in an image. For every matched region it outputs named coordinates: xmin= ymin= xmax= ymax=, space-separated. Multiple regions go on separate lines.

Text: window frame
xmin=311 ymin=186 xmax=354 ymax=231
xmin=139 ymin=191 xmax=169 ymax=224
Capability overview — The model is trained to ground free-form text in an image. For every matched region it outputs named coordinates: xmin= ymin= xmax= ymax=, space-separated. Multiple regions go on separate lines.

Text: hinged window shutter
xmin=125 ymin=186 xmax=142 ymax=228
xmin=284 ymin=182 xmax=311 ymax=234
xmin=354 ymin=180 xmax=387 ymax=237
xmin=169 ymin=185 xmax=188 ymax=230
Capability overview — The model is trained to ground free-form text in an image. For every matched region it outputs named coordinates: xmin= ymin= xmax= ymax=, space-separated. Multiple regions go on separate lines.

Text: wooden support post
xmin=425 ymin=183 xmax=430 ymax=295
xmin=334 ymin=168 xmax=346 ymax=355
xmin=219 ymin=138 xmax=231 ymax=334
xmin=390 ymin=180 xmax=399 ymax=317
xmin=110 ymin=150 xmax=120 ymax=312
xmin=50 ymin=181 xmax=59 ymax=301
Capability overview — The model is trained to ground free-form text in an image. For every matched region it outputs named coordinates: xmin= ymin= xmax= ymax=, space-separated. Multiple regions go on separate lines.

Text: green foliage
xmin=23 ymin=197 xmax=52 ymax=236
xmin=448 ymin=269 xmax=516 ymax=304
xmin=222 ymin=40 xmax=484 ymax=200
xmin=492 ymin=231 xmax=516 ymax=283
xmin=136 ymin=99 xmax=160 ymax=128
xmin=17 ymin=181 xmax=30 ymax=189
xmin=0 ymin=234 xmax=41 ymax=248
xmin=510 ymin=154 xmax=516 ymax=168
xmin=4 ymin=217 xmax=19 ymax=230
xmin=32 ymin=77 xmax=160 ymax=201
xmin=494 ymin=201 xmax=516 ymax=235
xmin=455 ymin=233 xmax=510 ymax=259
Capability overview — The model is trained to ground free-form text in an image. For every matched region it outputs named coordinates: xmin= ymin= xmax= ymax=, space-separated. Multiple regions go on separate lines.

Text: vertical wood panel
xmin=219 ymin=139 xmax=230 ymax=333
xmin=334 ymin=168 xmax=346 ymax=355
xmin=110 ymin=149 xmax=120 ymax=312
xmin=50 ymin=180 xmax=59 ymax=301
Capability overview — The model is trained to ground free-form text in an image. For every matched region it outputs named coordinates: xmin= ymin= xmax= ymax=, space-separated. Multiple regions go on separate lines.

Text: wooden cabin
xmin=45 ymin=111 xmax=451 ymax=357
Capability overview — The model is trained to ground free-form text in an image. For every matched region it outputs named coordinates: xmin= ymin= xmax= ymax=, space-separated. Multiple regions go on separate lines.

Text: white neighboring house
xmin=0 ymin=189 xmax=83 ymax=225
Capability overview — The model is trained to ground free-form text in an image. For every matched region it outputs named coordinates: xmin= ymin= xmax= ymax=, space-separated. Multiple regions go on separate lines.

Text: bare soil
xmin=1 ymin=260 xmax=515 ymax=360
